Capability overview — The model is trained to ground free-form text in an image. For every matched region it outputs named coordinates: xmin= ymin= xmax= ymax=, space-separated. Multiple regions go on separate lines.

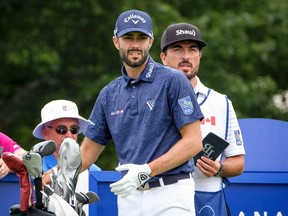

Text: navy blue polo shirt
xmin=84 ymin=57 xmax=203 ymax=176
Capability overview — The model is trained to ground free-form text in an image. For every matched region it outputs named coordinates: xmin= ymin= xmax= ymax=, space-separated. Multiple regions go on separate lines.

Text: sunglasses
xmin=46 ymin=125 xmax=80 ymax=135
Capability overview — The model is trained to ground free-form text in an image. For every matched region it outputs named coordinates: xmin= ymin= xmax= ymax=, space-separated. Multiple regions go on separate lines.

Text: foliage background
xmin=1 ymin=0 xmax=287 ymax=170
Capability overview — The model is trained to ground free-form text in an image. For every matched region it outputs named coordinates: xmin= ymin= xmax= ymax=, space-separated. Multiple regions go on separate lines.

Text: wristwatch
xmin=214 ymin=161 xmax=224 ymax=177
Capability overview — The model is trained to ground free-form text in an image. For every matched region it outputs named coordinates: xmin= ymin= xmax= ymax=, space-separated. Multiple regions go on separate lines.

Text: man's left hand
xmin=110 ymin=163 xmax=151 ymax=198
xmin=196 ymin=156 xmax=220 ymax=177
xmin=0 ymin=158 xmax=10 ymax=179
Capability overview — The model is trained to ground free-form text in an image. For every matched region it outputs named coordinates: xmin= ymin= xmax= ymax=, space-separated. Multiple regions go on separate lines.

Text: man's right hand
xmin=42 ymin=167 xmax=55 ymax=187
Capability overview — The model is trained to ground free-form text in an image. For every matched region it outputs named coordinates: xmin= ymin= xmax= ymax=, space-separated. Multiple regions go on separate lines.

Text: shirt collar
xmin=194 ymin=76 xmax=209 ymax=96
xmin=121 ymin=57 xmax=156 ymax=87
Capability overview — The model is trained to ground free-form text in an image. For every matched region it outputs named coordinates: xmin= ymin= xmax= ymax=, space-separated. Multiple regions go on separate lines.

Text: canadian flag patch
xmin=201 ymin=116 xmax=216 ymax=125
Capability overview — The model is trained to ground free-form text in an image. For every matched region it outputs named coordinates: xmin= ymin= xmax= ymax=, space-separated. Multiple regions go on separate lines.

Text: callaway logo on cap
xmin=161 ymin=23 xmax=207 ymax=51
xmin=114 ymin=9 xmax=154 ymax=38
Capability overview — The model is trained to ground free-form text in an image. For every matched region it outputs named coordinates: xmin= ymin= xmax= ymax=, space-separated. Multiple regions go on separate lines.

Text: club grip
xmin=34 ymin=177 xmax=44 ymax=209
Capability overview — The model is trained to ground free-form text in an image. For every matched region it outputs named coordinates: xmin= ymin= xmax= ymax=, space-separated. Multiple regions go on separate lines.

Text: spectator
xmin=0 ymin=132 xmax=26 ymax=178
xmin=32 ymin=99 xmax=101 ymax=186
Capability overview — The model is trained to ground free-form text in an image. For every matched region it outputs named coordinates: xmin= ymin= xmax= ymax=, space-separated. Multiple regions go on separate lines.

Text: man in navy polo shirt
xmin=80 ymin=10 xmax=204 ymax=216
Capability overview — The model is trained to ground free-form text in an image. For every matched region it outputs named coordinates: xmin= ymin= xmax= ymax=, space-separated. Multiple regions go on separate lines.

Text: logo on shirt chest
xmin=111 ymin=108 xmax=124 ymax=116
xmin=146 ymin=100 xmax=155 ymax=110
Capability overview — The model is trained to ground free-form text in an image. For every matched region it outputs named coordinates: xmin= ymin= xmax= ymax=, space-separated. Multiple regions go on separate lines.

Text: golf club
xmin=41 ymin=185 xmax=54 ymax=208
xmin=86 ymin=191 xmax=100 ymax=203
xmin=57 ymin=138 xmax=81 ymax=203
xmin=2 ymin=152 xmax=34 ymax=213
xmin=74 ymin=191 xmax=87 ymax=215
xmin=66 ymin=177 xmax=76 ymax=206
xmin=76 ymin=192 xmax=89 ymax=216
xmin=22 ymin=152 xmax=44 ymax=209
xmin=30 ymin=140 xmax=56 ymax=157
xmin=76 ymin=191 xmax=100 ymax=216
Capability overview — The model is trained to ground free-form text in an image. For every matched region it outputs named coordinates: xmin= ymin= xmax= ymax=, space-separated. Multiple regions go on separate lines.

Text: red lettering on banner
xmin=201 ymin=116 xmax=216 ymax=125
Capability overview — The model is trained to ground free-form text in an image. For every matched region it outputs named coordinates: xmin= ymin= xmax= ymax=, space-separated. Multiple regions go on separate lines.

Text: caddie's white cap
xmin=33 ymin=100 xmax=87 ymax=139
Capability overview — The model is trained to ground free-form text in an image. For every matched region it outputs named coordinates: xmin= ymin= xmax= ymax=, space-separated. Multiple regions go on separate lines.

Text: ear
xmin=112 ymin=36 xmax=120 ymax=50
xmin=160 ymin=52 xmax=166 ymax=65
xmin=148 ymin=38 xmax=154 ymax=49
xmin=42 ymin=127 xmax=48 ymax=140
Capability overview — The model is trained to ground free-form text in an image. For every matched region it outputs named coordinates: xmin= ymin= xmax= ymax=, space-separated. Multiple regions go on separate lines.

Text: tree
xmin=1 ymin=0 xmax=287 ymax=169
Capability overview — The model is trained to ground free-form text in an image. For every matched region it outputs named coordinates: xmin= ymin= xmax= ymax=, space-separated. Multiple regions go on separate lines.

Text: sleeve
xmin=169 ymin=71 xmax=204 ymax=129
xmin=83 ymin=88 xmax=112 ymax=145
xmin=0 ymin=132 xmax=23 ymax=153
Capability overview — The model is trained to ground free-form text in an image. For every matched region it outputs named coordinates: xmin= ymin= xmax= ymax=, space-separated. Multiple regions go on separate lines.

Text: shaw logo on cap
xmin=124 ymin=14 xmax=147 ymax=24
xmin=176 ymin=29 xmax=196 ymax=36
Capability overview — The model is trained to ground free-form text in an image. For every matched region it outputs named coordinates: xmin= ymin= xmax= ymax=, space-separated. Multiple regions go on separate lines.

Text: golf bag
xmin=3 ymin=139 xmax=98 ymax=216
xmin=10 ymin=204 xmax=55 ymax=216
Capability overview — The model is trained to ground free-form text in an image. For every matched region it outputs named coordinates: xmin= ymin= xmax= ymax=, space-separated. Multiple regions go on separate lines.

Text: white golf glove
xmin=110 ymin=163 xmax=151 ymax=198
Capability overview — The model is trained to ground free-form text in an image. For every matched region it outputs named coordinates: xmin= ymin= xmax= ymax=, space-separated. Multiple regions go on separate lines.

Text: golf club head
xmin=58 ymin=138 xmax=81 ymax=176
xmin=22 ymin=152 xmax=44 ymax=208
xmin=74 ymin=191 xmax=86 ymax=215
xmin=30 ymin=140 xmax=56 ymax=157
xmin=75 ymin=192 xmax=89 ymax=216
xmin=75 ymin=192 xmax=89 ymax=204
xmin=42 ymin=185 xmax=54 ymax=209
xmin=57 ymin=138 xmax=81 ymax=202
xmin=22 ymin=152 xmax=42 ymax=179
xmin=44 ymin=185 xmax=54 ymax=197
xmin=22 ymin=152 xmax=44 ymax=209
xmin=22 ymin=152 xmax=43 ymax=209
xmin=54 ymin=180 xmax=64 ymax=197
xmin=86 ymin=191 xmax=100 ymax=203
xmin=2 ymin=152 xmax=34 ymax=212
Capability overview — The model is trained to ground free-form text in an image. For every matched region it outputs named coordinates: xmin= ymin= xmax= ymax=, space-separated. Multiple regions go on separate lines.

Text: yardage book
xmin=194 ymin=132 xmax=229 ymax=165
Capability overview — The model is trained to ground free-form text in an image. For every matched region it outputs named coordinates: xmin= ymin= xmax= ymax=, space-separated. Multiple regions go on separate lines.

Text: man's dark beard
xmin=120 ymin=48 xmax=149 ymax=67
xmin=186 ymin=72 xmax=197 ymax=80
xmin=178 ymin=60 xmax=198 ymax=80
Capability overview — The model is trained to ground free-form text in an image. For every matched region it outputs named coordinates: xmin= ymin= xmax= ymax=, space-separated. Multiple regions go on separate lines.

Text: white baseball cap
xmin=33 ymin=100 xmax=88 ymax=139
